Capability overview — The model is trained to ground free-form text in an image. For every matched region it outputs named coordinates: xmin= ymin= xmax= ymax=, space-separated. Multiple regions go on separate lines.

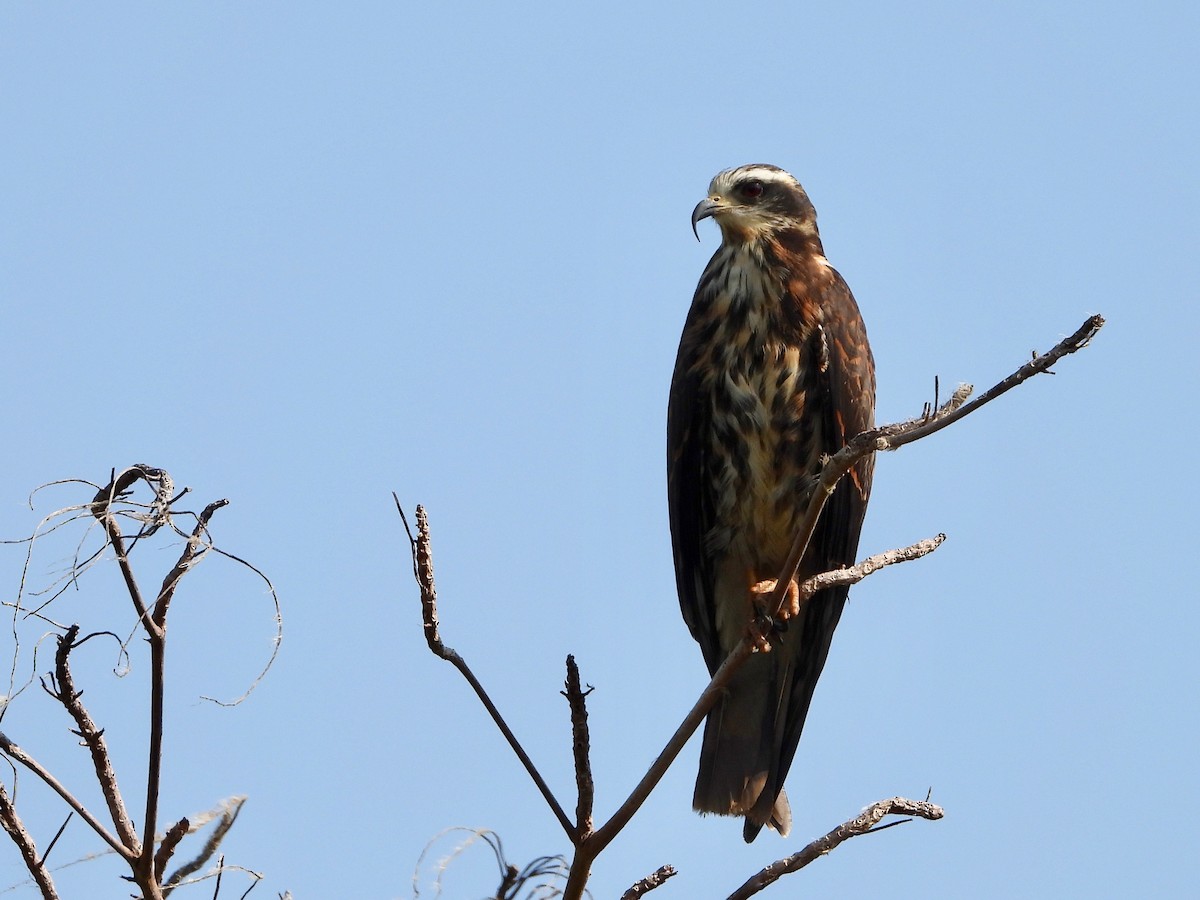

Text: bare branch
xmin=3 ymin=470 xmax=263 ymax=899
xmin=569 ymin=533 xmax=945 ymax=883
xmin=798 ymin=534 xmax=946 ymax=596
xmin=563 ymin=655 xmax=594 ymax=839
xmin=0 ymin=732 xmax=133 ymax=860
xmin=397 ymin=499 xmax=575 ymax=839
xmin=153 ymin=499 xmax=228 ymax=627
xmin=89 ymin=465 xmax=175 ymax=637
xmin=621 ymin=865 xmax=677 ymax=898
xmin=49 ymin=624 xmax=140 ymax=851
xmin=759 ymin=314 xmax=1103 ymax=625
xmin=0 ymin=777 xmax=60 ymax=899
xmin=561 ymin=630 xmax=755 ymax=899
xmin=726 ymin=797 xmax=944 ymax=899
xmin=40 ymin=811 xmax=73 ymax=866
xmin=137 ymin=496 xmax=230 ymax=881
xmin=154 ymin=817 xmax=190 ymax=882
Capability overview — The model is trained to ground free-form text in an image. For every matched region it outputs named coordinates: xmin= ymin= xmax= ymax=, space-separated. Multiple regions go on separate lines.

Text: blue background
xmin=1 ymin=2 xmax=1196 ymax=897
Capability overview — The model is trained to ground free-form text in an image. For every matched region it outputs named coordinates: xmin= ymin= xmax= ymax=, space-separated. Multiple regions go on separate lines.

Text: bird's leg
xmin=746 ymin=577 xmax=800 ymax=651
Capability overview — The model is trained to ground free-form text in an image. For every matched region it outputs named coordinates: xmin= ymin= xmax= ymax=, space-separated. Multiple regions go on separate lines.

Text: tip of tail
xmin=743 ymin=788 xmax=791 ymax=843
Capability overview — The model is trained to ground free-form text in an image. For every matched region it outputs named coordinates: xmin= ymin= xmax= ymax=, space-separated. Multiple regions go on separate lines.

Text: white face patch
xmin=698 ymin=165 xmax=815 ymax=243
xmin=708 ymin=165 xmax=802 ymax=197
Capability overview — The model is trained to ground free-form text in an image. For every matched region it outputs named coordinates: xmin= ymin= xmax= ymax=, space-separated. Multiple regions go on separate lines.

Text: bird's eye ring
xmin=740 ymin=180 xmax=765 ymax=199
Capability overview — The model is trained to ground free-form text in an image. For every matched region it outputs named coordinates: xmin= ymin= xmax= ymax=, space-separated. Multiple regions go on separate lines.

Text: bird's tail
xmin=693 ymin=652 xmax=793 ymax=842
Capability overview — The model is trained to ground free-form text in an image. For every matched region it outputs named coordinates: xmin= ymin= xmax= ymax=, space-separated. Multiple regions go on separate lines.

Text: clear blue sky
xmin=2 ymin=2 xmax=1196 ymax=897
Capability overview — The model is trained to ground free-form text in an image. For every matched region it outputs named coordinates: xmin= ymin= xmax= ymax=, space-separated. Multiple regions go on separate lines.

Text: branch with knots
xmin=0 ymin=466 xmax=279 ymax=900
xmin=400 ymin=314 xmax=1103 ymax=898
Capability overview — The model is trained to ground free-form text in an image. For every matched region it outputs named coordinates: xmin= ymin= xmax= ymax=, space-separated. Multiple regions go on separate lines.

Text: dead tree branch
xmin=760 ymin=313 xmax=1104 ymax=628
xmin=563 ymin=655 xmax=594 ymax=839
xmin=0 ymin=777 xmax=60 ymax=899
xmin=154 ymin=816 xmax=190 ymax=883
xmin=726 ymin=797 xmax=945 ymax=899
xmin=799 ymin=533 xmax=945 ymax=595
xmin=0 ymin=732 xmax=132 ymax=860
xmin=1 ymin=468 xmax=270 ymax=899
xmin=46 ymin=624 xmax=139 ymax=851
xmin=621 ymin=865 xmax=677 ymax=898
xmin=397 ymin=499 xmax=575 ymax=839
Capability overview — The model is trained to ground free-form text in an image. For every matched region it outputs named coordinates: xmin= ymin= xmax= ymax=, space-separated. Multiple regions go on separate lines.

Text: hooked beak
xmin=691 ymin=197 xmax=722 ymax=241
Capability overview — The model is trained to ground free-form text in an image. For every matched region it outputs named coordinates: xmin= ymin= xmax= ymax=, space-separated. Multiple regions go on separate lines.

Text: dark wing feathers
xmin=815 ymin=269 xmax=876 ymax=560
xmin=773 ymin=271 xmax=875 ymax=791
xmin=666 ymin=282 xmax=724 ymax=675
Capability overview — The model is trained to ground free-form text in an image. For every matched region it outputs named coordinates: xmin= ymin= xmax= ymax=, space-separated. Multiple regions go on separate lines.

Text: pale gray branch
xmin=799 ymin=534 xmax=946 ymax=596
xmin=621 ymin=864 xmax=677 ymax=898
xmin=727 ymin=797 xmax=945 ymax=899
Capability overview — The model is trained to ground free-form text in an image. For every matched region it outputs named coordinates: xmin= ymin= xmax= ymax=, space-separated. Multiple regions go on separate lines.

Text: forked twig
xmin=397 ymin=500 xmax=575 ymax=839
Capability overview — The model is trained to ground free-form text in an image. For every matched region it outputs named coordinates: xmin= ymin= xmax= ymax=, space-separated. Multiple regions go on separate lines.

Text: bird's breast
xmin=690 ymin=252 xmax=827 ymax=568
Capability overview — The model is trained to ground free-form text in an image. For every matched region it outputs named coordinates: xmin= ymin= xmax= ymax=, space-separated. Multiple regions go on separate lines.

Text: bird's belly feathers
xmin=701 ymin=328 xmax=823 ymax=570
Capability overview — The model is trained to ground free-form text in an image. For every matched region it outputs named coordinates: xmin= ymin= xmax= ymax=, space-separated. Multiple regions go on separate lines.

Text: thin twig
xmin=567 ymin=538 xmax=946 ymax=882
xmin=397 ymin=499 xmax=575 ymax=839
xmin=212 ymin=854 xmax=224 ymax=900
xmin=0 ymin=732 xmax=133 ymax=860
xmin=563 ymin=655 xmax=594 ymax=839
xmin=154 ymin=817 xmax=190 ymax=882
xmin=89 ymin=465 xmax=169 ymax=637
xmin=566 ymin=624 xmax=756 ymax=891
xmin=726 ymin=797 xmax=944 ymax=899
xmin=153 ymin=500 xmax=227 ymax=628
xmin=40 ymin=811 xmax=73 ymax=866
xmin=3 ymin=469 xmax=259 ymax=900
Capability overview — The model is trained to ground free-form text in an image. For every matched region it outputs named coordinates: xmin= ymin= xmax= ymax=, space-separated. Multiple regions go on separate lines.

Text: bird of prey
xmin=667 ymin=164 xmax=875 ymax=842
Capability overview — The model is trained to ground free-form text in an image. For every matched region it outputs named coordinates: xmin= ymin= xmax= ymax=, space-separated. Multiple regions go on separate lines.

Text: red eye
xmin=741 ymin=180 xmax=765 ymax=199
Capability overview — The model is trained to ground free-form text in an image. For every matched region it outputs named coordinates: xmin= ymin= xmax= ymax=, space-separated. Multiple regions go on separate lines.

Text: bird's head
xmin=691 ymin=164 xmax=818 ymax=245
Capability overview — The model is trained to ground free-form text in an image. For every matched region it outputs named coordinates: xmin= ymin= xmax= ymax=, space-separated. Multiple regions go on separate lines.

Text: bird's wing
xmin=775 ymin=267 xmax=876 ymax=789
xmin=667 ymin=279 xmax=724 ymax=676
xmin=815 ymin=268 xmax=876 ymax=565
